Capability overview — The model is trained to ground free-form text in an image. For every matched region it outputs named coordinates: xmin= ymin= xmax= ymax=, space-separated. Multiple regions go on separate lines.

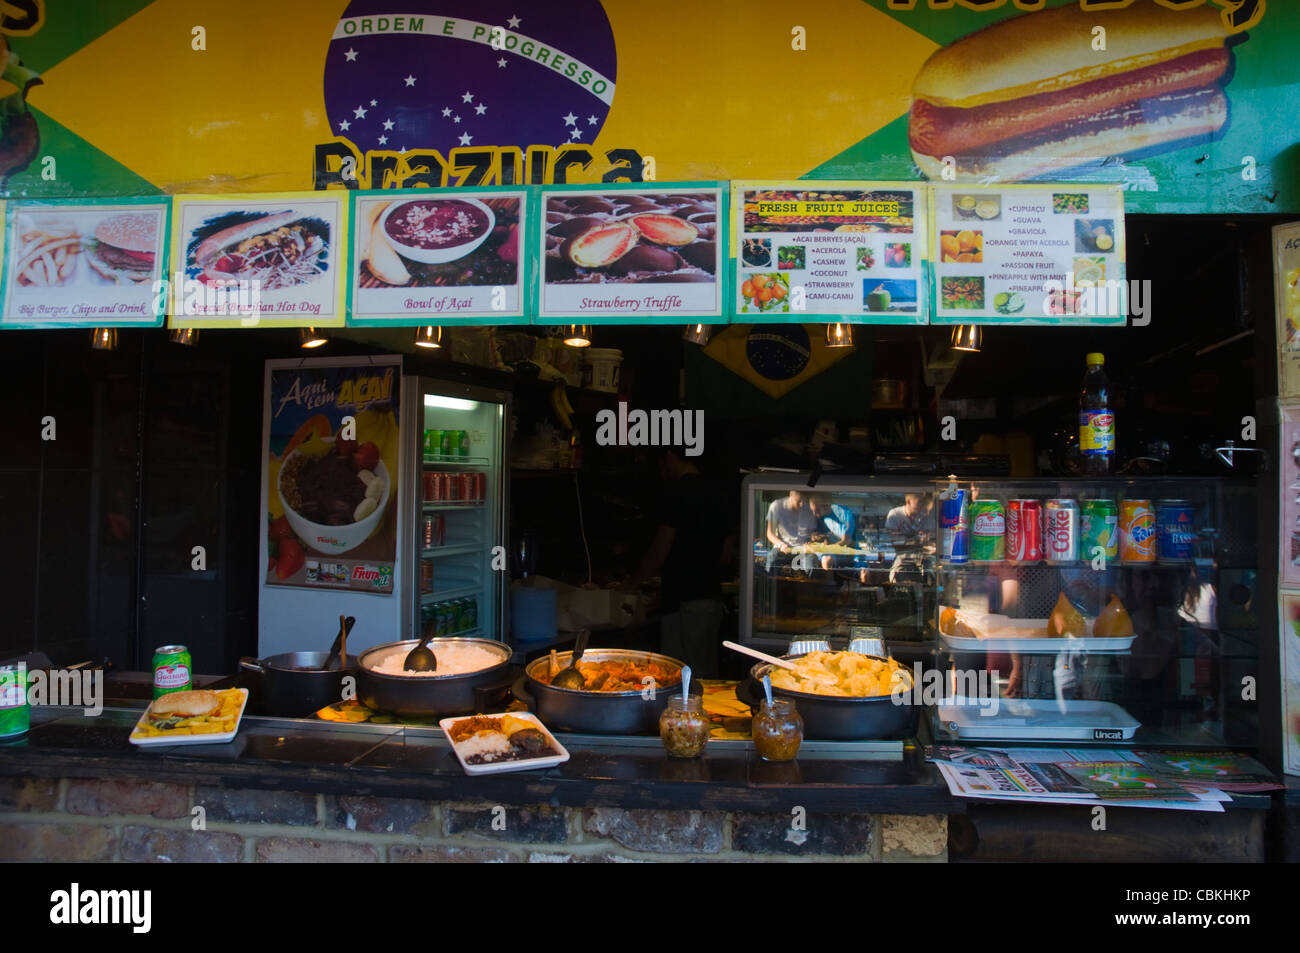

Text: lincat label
xmin=1093 ymin=729 xmax=1124 ymax=740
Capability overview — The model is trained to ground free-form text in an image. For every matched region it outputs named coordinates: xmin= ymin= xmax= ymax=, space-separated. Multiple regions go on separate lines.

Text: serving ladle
xmin=551 ymin=629 xmax=591 ymax=690
xmin=403 ymin=629 xmax=438 ymax=672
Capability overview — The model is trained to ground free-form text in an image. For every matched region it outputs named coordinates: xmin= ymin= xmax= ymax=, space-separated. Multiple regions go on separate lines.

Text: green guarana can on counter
xmin=152 ymin=645 xmax=193 ymax=699
xmin=0 ymin=663 xmax=30 ymax=738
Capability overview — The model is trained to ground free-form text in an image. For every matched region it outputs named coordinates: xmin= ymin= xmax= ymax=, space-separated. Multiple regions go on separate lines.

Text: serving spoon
xmin=722 ymin=640 xmax=801 ymax=673
xmin=403 ymin=629 xmax=438 ymax=672
xmin=551 ymin=629 xmax=591 ymax=690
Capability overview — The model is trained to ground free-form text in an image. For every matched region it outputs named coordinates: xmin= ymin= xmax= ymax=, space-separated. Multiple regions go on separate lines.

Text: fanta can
xmin=1119 ymin=499 xmax=1156 ymax=564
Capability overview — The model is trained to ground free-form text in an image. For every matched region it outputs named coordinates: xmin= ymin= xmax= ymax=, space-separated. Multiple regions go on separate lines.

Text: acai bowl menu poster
xmin=537 ymin=182 xmax=726 ymax=324
xmin=1 ymin=197 xmax=169 ymax=329
xmin=349 ymin=187 xmax=529 ymax=325
xmin=732 ymin=181 xmax=928 ymax=325
xmin=263 ymin=358 xmax=401 ymax=594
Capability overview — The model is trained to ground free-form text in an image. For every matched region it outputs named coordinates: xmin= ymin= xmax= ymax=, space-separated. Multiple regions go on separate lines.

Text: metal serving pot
xmin=740 ymin=655 xmax=918 ymax=740
xmin=356 ymin=638 xmax=514 ymax=717
xmin=239 ymin=652 xmax=351 ymax=718
xmin=522 ymin=648 xmax=692 ymax=735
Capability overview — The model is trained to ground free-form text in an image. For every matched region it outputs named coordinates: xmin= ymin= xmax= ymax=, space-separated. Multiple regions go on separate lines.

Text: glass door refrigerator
xmin=400 ymin=376 xmax=510 ymax=644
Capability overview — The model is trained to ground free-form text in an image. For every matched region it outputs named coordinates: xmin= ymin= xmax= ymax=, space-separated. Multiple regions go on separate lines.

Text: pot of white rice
xmin=356 ymin=638 xmax=513 ymax=717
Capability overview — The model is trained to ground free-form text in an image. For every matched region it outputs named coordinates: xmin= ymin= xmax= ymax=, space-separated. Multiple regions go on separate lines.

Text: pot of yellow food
xmin=739 ymin=650 xmax=918 ymax=740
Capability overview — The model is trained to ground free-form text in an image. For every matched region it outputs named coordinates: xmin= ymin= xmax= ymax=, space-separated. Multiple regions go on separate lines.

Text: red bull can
xmin=940 ymin=488 xmax=969 ymax=564
xmin=1044 ymin=499 xmax=1079 ymax=564
xmin=1006 ymin=499 xmax=1043 ymax=564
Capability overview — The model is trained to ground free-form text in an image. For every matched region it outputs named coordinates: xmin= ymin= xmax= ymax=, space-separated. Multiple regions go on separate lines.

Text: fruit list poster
xmin=263 ymin=357 xmax=401 ymax=594
xmin=1279 ymin=591 xmax=1300 ymax=776
xmin=732 ymin=181 xmax=927 ymax=325
xmin=1275 ymin=222 xmax=1300 ymax=398
xmin=1 ymin=197 xmax=169 ymax=328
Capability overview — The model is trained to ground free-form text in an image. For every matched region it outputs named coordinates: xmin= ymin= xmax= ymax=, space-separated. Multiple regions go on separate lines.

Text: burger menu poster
xmin=537 ymin=182 xmax=725 ymax=324
xmin=732 ymin=181 xmax=927 ymax=325
xmin=930 ymin=184 xmax=1127 ymax=327
xmin=1 ymin=197 xmax=169 ymax=329
xmin=169 ymin=192 xmax=348 ymax=329
xmin=348 ymin=187 xmax=529 ymax=326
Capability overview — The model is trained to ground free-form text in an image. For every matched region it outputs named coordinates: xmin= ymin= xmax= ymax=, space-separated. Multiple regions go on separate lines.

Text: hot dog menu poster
xmin=349 ymin=188 xmax=528 ymax=326
xmin=733 ymin=181 xmax=927 ymax=325
xmin=537 ymin=183 xmax=725 ymax=324
xmin=930 ymin=185 xmax=1126 ymax=327
xmin=169 ymin=193 xmax=348 ymax=329
xmin=1 ymin=198 xmax=168 ymax=329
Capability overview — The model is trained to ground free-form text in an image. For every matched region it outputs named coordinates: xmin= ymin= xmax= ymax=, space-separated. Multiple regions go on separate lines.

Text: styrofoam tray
xmin=940 ymin=615 xmax=1137 ymax=654
xmin=439 ymin=711 xmax=570 ymax=775
xmin=129 ymin=688 xmax=248 ymax=746
xmin=937 ymin=697 xmax=1140 ymax=741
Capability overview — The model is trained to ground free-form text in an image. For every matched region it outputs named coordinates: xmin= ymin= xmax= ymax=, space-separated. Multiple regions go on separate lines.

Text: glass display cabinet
xmin=740 ymin=474 xmax=939 ymax=653
xmin=930 ymin=477 xmax=1259 ymax=749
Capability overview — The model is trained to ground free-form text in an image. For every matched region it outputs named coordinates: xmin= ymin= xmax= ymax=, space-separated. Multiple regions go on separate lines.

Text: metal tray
xmin=937 ymin=697 xmax=1140 ymax=741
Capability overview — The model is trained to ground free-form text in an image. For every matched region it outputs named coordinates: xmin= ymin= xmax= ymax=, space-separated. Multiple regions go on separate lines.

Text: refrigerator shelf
xmin=420 ymin=585 xmax=483 ymax=604
xmin=422 ymin=502 xmax=486 ymax=512
xmin=423 ymin=455 xmax=492 ymax=467
xmin=420 ymin=544 xmax=485 ymax=558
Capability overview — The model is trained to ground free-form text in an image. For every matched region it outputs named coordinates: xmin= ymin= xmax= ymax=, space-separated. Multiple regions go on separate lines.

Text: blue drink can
xmin=1156 ymin=499 xmax=1195 ymax=563
xmin=940 ymin=489 xmax=969 ymax=564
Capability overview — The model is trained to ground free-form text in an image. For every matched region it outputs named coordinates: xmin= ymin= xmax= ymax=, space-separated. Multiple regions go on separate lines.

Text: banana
xmin=559 ymin=385 xmax=575 ymax=417
xmin=550 ymin=383 xmax=572 ymax=431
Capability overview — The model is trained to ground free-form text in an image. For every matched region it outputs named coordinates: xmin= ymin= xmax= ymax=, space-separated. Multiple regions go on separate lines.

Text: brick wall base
xmin=0 ymin=776 xmax=947 ymax=863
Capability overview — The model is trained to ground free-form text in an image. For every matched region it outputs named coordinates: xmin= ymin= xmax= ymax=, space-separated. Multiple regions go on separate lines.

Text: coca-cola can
xmin=1005 ymin=499 xmax=1043 ymax=564
xmin=447 ymin=472 xmax=460 ymax=502
xmin=422 ymin=472 xmax=438 ymax=502
xmin=1044 ymin=498 xmax=1079 ymax=564
xmin=473 ymin=472 xmax=486 ymax=503
xmin=422 ymin=516 xmax=434 ymax=548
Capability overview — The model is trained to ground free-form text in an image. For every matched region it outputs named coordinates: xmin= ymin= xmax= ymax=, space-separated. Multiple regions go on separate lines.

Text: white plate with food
xmin=939 ymin=596 xmax=1138 ymax=654
xmin=129 ymin=688 xmax=248 ymax=746
xmin=439 ymin=711 xmax=570 ymax=775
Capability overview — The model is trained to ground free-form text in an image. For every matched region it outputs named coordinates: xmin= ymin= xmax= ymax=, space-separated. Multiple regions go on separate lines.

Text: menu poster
xmin=1279 ymin=590 xmax=1300 ymax=776
xmin=170 ymin=192 xmax=348 ymax=328
xmin=538 ymin=182 xmax=725 ymax=324
xmin=930 ymin=185 xmax=1126 ymax=326
xmin=264 ymin=359 xmax=400 ymax=594
xmin=349 ymin=188 xmax=529 ymax=326
xmin=1280 ymin=403 xmax=1300 ymax=588
xmin=1 ymin=197 xmax=168 ymax=329
xmin=733 ymin=181 xmax=927 ymax=325
xmin=1274 ymin=222 xmax=1300 ymax=398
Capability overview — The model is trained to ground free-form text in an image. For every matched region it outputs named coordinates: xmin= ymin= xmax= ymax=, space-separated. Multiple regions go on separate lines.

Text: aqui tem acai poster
xmin=265 ymin=358 xmax=401 ymax=594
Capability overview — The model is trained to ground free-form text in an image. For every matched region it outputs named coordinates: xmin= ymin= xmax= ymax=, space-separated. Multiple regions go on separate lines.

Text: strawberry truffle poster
xmin=262 ymin=358 xmax=401 ymax=594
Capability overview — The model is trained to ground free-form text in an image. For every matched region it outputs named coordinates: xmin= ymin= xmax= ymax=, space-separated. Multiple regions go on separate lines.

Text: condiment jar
xmin=659 ymin=694 xmax=709 ymax=758
xmin=752 ymin=698 xmax=803 ymax=762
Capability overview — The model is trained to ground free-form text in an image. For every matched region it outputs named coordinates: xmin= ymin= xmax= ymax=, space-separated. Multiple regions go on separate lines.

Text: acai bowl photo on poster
xmin=349 ymin=187 xmax=529 ymax=325
xmin=263 ymin=359 xmax=401 ymax=594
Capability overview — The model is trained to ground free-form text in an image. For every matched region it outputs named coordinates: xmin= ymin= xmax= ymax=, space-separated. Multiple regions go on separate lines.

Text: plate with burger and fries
xmin=129 ymin=688 xmax=248 ymax=747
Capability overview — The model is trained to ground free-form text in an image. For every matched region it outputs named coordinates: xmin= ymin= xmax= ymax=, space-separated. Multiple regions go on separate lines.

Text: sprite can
xmin=441 ymin=429 xmax=459 ymax=457
xmin=0 ymin=663 xmax=30 ymax=738
xmin=152 ymin=645 xmax=193 ymax=699
xmin=1080 ymin=498 xmax=1119 ymax=562
xmin=425 ymin=429 xmax=443 ymax=458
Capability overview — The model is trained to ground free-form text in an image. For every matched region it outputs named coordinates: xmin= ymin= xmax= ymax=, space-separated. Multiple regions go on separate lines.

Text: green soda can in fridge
xmin=457 ymin=430 xmax=469 ymax=457
xmin=465 ymin=597 xmax=477 ymax=632
xmin=0 ymin=663 xmax=30 ymax=738
xmin=969 ymin=500 xmax=1005 ymax=562
xmin=443 ymin=429 xmax=460 ymax=457
xmin=1080 ymin=498 xmax=1119 ymax=562
xmin=425 ymin=429 xmax=443 ymax=458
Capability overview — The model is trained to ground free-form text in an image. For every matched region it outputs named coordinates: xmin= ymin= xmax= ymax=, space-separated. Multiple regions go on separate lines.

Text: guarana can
xmin=152 ymin=645 xmax=192 ymax=699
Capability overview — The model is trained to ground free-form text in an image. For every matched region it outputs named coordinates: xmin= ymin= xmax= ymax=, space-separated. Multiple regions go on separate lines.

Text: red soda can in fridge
xmin=445 ymin=472 xmax=459 ymax=502
xmin=1005 ymin=499 xmax=1043 ymax=564
xmin=422 ymin=516 xmax=434 ymax=548
xmin=1044 ymin=498 xmax=1079 ymax=564
xmin=477 ymin=472 xmax=487 ymax=502
xmin=422 ymin=472 xmax=433 ymax=502
xmin=461 ymin=473 xmax=474 ymax=503
xmin=420 ymin=560 xmax=434 ymax=594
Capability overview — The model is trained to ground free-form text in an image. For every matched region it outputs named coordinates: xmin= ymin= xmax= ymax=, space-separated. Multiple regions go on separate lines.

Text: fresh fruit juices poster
xmin=732 ymin=182 xmax=927 ymax=325
xmin=264 ymin=358 xmax=400 ymax=594
xmin=349 ymin=187 xmax=529 ymax=325
xmin=1274 ymin=222 xmax=1300 ymax=398
xmin=930 ymin=185 xmax=1126 ymax=326
xmin=0 ymin=197 xmax=168 ymax=328
xmin=537 ymin=183 xmax=724 ymax=324
xmin=169 ymin=192 xmax=348 ymax=328
xmin=1279 ymin=591 xmax=1300 ymax=775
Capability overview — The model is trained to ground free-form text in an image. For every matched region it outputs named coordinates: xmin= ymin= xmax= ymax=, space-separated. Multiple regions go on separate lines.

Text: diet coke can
xmin=1005 ymin=499 xmax=1043 ymax=564
xmin=1044 ymin=498 xmax=1079 ymax=565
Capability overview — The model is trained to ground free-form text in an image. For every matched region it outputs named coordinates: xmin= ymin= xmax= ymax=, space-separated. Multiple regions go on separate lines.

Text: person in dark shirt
xmin=621 ymin=448 xmax=735 ymax=676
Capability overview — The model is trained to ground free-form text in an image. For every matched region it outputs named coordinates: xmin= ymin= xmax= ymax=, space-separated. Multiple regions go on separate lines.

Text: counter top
xmin=0 ymin=706 xmax=962 ymax=815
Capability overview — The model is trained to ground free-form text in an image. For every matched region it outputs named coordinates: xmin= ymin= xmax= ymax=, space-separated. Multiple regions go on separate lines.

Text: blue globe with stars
xmin=746 ymin=325 xmax=811 ymax=381
xmin=323 ymin=1 xmax=616 ymax=156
